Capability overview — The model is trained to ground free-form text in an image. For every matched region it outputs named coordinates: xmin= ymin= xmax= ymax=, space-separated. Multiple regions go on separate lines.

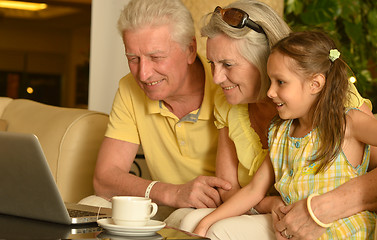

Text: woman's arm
xmin=215 ymin=127 xmax=241 ymax=202
xmin=194 ymin=156 xmax=275 ymax=236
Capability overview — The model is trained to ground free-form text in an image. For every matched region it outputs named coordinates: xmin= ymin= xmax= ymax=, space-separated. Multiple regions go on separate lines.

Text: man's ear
xmin=310 ymin=73 xmax=325 ymax=94
xmin=187 ymin=37 xmax=197 ymax=64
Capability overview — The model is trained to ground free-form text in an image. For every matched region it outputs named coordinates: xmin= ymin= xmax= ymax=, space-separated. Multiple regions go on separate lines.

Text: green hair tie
xmin=329 ymin=49 xmax=340 ymax=62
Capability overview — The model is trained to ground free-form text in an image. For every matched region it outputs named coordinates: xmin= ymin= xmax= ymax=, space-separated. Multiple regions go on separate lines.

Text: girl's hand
xmin=193 ymin=221 xmax=210 ymax=237
xmin=270 ymin=198 xmax=288 ymax=239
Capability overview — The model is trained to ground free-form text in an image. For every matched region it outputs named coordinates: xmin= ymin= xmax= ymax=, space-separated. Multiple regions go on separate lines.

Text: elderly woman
xmin=178 ymin=0 xmax=377 ymax=239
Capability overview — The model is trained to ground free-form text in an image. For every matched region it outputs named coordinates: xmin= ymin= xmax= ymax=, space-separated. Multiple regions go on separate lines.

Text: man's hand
xmin=275 ymin=199 xmax=326 ymax=240
xmin=172 ymin=176 xmax=231 ymax=209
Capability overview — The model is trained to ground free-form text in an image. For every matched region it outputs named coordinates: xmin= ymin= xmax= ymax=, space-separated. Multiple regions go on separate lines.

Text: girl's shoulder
xmin=345 ymin=108 xmax=365 ymax=129
xmin=345 ymin=107 xmax=377 ymax=141
xmin=345 ymin=107 xmax=370 ymax=121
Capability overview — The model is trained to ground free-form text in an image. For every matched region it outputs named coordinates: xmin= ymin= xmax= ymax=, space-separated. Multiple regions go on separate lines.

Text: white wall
xmin=88 ymin=0 xmax=130 ymax=114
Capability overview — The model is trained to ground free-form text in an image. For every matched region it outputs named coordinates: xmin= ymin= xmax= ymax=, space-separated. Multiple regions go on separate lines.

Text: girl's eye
xmin=278 ymin=80 xmax=284 ymax=85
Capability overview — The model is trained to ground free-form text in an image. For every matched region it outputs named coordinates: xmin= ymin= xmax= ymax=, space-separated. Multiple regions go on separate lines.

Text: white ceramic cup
xmin=112 ymin=196 xmax=158 ymax=227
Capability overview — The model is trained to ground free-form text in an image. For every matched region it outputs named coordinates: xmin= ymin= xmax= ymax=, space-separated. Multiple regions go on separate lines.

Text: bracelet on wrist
xmin=307 ymin=193 xmax=333 ymax=228
xmin=145 ymin=181 xmax=159 ymax=199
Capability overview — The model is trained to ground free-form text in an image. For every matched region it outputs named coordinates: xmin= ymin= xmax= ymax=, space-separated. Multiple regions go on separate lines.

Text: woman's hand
xmin=275 ymin=198 xmax=327 ymax=240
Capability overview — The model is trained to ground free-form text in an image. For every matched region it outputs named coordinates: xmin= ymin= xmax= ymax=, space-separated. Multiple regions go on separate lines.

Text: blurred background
xmin=0 ymin=0 xmax=91 ymax=108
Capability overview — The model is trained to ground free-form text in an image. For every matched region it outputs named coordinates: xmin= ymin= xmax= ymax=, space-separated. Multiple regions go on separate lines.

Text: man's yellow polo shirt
xmin=106 ymin=55 xmax=218 ymax=184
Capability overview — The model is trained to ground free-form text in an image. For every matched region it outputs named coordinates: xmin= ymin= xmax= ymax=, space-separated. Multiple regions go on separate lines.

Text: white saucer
xmin=97 ymin=218 xmax=166 ymax=237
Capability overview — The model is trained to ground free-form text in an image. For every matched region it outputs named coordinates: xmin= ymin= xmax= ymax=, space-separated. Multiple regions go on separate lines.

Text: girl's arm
xmin=216 ymin=127 xmax=241 ymax=202
xmin=193 ymin=155 xmax=275 ymax=236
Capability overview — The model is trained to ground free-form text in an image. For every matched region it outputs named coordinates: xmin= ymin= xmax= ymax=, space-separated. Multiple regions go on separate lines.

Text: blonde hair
xmin=201 ymin=0 xmax=291 ymax=100
xmin=271 ymin=31 xmax=350 ymax=172
xmin=117 ymin=0 xmax=195 ymax=48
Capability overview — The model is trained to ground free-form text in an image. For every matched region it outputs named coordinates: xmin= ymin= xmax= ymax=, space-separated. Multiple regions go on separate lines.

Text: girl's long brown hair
xmin=271 ymin=31 xmax=350 ymax=173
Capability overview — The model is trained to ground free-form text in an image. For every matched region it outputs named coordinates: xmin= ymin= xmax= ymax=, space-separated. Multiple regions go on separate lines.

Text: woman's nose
xmin=212 ymin=66 xmax=226 ymax=85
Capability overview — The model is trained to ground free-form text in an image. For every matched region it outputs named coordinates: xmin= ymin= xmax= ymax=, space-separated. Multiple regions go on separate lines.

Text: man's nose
xmin=139 ymin=58 xmax=153 ymax=82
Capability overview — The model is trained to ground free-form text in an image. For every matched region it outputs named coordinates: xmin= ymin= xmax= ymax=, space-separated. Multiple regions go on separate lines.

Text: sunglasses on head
xmin=214 ymin=6 xmax=266 ymax=35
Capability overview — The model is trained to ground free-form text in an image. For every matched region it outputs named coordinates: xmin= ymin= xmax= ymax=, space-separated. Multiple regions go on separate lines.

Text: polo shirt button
xmin=177 ymin=123 xmax=181 ymax=127
xmin=180 ymin=140 xmax=185 ymax=146
xmin=295 ymin=142 xmax=300 ymax=148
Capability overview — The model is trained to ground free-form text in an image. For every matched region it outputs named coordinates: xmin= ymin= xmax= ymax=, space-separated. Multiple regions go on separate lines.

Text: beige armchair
xmin=0 ymin=97 xmax=108 ymax=203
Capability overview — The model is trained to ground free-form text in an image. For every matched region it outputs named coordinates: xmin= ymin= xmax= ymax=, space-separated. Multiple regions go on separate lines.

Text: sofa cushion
xmin=1 ymin=98 xmax=109 ymax=203
xmin=0 ymin=119 xmax=7 ymax=131
xmin=0 ymin=97 xmax=12 ymax=116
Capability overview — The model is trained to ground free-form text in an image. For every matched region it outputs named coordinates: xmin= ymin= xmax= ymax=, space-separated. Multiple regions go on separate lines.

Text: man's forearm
xmin=94 ymin=169 xmax=158 ymax=202
xmin=312 ymin=167 xmax=377 ymax=223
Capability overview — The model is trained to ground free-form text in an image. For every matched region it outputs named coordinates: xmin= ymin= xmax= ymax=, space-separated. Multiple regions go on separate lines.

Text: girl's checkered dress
xmin=269 ymin=119 xmax=376 ymax=239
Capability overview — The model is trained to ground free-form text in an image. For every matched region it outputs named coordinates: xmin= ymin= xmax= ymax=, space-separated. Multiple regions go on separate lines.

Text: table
xmin=0 ymin=214 xmax=209 ymax=239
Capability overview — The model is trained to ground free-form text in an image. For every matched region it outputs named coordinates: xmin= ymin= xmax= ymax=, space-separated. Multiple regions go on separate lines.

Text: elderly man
xmin=90 ymin=0 xmax=231 ymax=221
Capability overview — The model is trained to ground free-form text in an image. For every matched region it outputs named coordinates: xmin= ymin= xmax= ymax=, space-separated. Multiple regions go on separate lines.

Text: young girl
xmin=193 ymin=31 xmax=377 ymax=239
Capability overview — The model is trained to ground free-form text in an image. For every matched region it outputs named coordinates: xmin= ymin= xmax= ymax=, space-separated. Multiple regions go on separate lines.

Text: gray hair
xmin=118 ymin=0 xmax=195 ymax=48
xmin=201 ymin=0 xmax=291 ymax=100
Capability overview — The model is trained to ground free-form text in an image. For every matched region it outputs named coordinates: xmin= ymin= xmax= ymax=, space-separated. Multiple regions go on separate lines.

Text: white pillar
xmin=88 ymin=0 xmax=130 ymax=114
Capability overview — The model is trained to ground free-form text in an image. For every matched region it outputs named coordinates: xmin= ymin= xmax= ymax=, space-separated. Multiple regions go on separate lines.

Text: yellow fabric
xmin=106 ymin=55 xmax=219 ymax=184
xmin=348 ymin=82 xmax=372 ymax=110
xmin=214 ymin=89 xmax=268 ymax=187
xmin=213 ymin=82 xmax=371 ymax=187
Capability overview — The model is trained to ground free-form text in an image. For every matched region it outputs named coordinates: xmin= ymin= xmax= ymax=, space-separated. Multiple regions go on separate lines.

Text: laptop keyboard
xmin=68 ymin=209 xmax=105 ymax=217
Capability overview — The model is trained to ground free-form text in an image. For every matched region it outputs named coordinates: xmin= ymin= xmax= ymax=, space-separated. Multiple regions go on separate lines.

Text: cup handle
xmin=149 ymin=202 xmax=158 ymax=218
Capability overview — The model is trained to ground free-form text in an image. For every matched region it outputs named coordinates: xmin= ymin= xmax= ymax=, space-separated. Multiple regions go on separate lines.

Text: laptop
xmin=0 ymin=213 xmax=102 ymax=239
xmin=0 ymin=131 xmax=111 ymax=225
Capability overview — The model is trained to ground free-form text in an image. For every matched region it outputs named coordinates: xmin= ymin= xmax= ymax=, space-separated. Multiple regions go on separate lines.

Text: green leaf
xmin=343 ymin=20 xmax=364 ymax=45
xmin=367 ymin=9 xmax=377 ymax=46
xmin=300 ymin=0 xmax=340 ymax=25
xmin=339 ymin=0 xmax=361 ymax=17
xmin=367 ymin=9 xmax=377 ymax=27
xmin=285 ymin=0 xmax=304 ymax=16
